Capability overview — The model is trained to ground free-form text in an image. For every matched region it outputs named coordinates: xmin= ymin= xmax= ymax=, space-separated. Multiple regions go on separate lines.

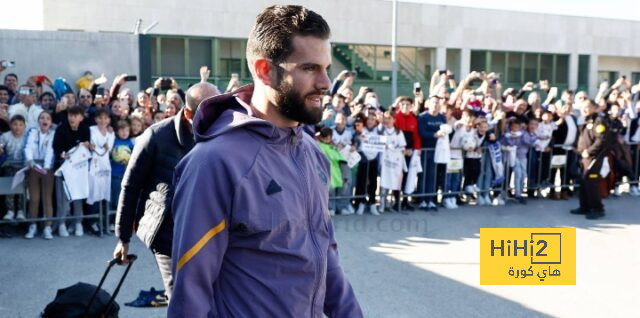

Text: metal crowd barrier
xmin=329 ymin=142 xmax=640 ymax=212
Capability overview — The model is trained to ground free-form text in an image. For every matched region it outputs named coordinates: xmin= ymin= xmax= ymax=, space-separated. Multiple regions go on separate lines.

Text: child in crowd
xmin=332 ymin=113 xmax=355 ymax=215
xmin=461 ymin=112 xmax=481 ymax=199
xmin=52 ymin=106 xmax=91 ymax=237
xmin=355 ymin=113 xmax=381 ymax=215
xmin=88 ymin=109 xmax=115 ymax=235
xmin=475 ymin=118 xmax=499 ymax=205
xmin=379 ymin=111 xmax=407 ymax=212
xmin=533 ymin=111 xmax=556 ymax=194
xmin=1 ymin=115 xmax=27 ymax=221
xmin=129 ymin=115 xmax=145 ymax=139
xmin=502 ymin=117 xmax=537 ymax=204
xmin=152 ymin=111 xmax=166 ymax=124
xmin=445 ymin=107 xmax=466 ymax=209
xmin=110 ymin=120 xmax=134 ymax=212
xmin=23 ymin=111 xmax=56 ymax=239
xmin=316 ymin=127 xmax=348 ymax=216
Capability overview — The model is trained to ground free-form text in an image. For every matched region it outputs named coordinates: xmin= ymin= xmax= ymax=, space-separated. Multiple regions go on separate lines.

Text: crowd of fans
xmin=0 ymin=62 xmax=228 ymax=239
xmin=0 ymin=60 xmax=639 ymax=239
xmin=316 ymin=70 xmax=640 ymax=216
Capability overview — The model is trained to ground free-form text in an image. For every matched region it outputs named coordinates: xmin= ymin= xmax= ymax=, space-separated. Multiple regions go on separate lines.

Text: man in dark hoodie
xmin=112 ymin=81 xmax=219 ymax=300
xmin=169 ymin=5 xmax=362 ymax=318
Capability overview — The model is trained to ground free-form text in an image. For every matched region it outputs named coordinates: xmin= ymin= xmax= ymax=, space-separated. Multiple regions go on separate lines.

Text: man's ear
xmin=254 ymin=59 xmax=273 ymax=87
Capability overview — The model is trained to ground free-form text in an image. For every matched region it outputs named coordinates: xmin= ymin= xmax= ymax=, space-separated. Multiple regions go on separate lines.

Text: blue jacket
xmin=169 ymin=85 xmax=363 ymax=318
xmin=418 ymin=112 xmax=446 ymax=149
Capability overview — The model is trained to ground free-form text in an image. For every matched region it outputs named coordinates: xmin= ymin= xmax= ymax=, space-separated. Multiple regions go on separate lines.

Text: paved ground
xmin=1 ymin=195 xmax=639 ymax=317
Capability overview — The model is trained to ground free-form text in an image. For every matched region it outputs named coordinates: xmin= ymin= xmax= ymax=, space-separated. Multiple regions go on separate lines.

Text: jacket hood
xmin=193 ymin=84 xmax=305 ymax=145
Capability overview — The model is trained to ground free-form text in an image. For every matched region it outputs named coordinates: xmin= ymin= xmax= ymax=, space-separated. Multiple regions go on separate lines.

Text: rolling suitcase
xmin=41 ymin=254 xmax=138 ymax=318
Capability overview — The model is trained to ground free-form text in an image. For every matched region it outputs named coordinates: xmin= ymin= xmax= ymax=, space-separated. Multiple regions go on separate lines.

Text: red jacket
xmin=395 ymin=111 xmax=422 ymax=150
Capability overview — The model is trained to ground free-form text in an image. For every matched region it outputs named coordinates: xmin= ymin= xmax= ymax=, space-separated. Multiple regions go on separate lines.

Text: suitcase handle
xmin=85 ymin=254 xmax=138 ymax=316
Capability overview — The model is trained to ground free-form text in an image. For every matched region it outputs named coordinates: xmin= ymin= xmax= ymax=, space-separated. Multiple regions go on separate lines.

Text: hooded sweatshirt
xmin=169 ymin=85 xmax=363 ymax=318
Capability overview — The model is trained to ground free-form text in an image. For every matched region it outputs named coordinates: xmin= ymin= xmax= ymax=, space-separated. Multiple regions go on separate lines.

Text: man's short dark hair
xmin=318 ymin=126 xmax=333 ymax=138
xmin=68 ymin=105 xmax=85 ymax=116
xmin=0 ymin=85 xmax=8 ymax=93
xmin=94 ymin=108 xmax=110 ymax=119
xmin=39 ymin=92 xmax=55 ymax=102
xmin=246 ymin=5 xmax=331 ymax=67
xmin=10 ymin=114 xmax=25 ymax=124
xmin=4 ymin=73 xmax=17 ymax=81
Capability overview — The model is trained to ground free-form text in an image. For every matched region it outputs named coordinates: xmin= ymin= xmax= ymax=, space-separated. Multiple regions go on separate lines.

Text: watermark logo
xmin=480 ymin=228 xmax=576 ymax=285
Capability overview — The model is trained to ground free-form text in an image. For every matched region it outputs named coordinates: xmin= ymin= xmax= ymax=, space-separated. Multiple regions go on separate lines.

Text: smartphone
xmin=439 ymin=70 xmax=446 ymax=75
xmin=160 ymin=78 xmax=172 ymax=90
xmin=413 ymin=82 xmax=421 ymax=93
xmin=231 ymin=73 xmax=239 ymax=80
xmin=124 ymin=75 xmax=137 ymax=82
xmin=365 ymin=88 xmax=373 ymax=93
xmin=1 ymin=61 xmax=14 ymax=68
xmin=349 ymin=70 xmax=358 ymax=78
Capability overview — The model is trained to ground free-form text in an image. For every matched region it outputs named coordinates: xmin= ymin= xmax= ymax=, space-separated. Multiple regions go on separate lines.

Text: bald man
xmin=113 ymin=82 xmax=218 ymax=301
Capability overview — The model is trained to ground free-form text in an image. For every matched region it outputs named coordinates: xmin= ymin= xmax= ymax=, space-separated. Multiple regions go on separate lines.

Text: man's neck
xmin=250 ymin=85 xmax=298 ymax=128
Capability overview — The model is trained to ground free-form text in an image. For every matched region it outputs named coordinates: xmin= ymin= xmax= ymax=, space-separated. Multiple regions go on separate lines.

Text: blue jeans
xmin=513 ymin=158 xmax=528 ymax=198
xmin=418 ymin=149 xmax=437 ymax=204
xmin=110 ymin=175 xmax=123 ymax=210
xmin=445 ymin=172 xmax=462 ymax=198
xmin=478 ymin=152 xmax=494 ymax=196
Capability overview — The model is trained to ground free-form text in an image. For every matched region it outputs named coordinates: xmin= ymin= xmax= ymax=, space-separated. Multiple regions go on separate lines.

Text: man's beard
xmin=274 ymin=80 xmax=323 ymax=125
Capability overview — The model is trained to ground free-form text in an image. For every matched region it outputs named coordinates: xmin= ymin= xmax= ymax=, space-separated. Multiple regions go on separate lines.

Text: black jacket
xmin=115 ymin=109 xmax=195 ymax=255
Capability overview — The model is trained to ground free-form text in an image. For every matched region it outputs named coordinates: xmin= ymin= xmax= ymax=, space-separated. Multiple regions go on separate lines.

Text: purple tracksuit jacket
xmin=169 ymin=84 xmax=363 ymax=317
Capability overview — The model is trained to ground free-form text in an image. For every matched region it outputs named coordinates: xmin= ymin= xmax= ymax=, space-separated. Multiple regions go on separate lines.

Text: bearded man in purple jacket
xmin=169 ymin=5 xmax=363 ymax=318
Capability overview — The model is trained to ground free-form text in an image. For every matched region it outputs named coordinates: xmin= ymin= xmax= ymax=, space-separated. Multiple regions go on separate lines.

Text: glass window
xmin=218 ymin=39 xmax=245 ymax=77
xmin=555 ymin=55 xmax=569 ymax=84
xmin=160 ymin=38 xmax=185 ymax=76
xmin=470 ymin=51 xmax=486 ymax=73
xmin=524 ymin=53 xmax=538 ymax=82
xmin=540 ymin=54 xmax=553 ymax=82
xmin=633 ymin=72 xmax=640 ymax=85
xmin=507 ymin=52 xmax=522 ymax=83
xmin=188 ymin=39 xmax=212 ymax=77
xmin=578 ymin=55 xmax=590 ymax=87
xmin=490 ymin=52 xmax=506 ymax=77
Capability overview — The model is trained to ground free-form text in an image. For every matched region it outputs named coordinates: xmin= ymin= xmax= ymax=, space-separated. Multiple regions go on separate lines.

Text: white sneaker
xmin=450 ymin=198 xmax=459 ymax=209
xmin=3 ymin=210 xmax=14 ymax=220
xmin=444 ymin=198 xmax=455 ymax=209
xmin=369 ymin=205 xmax=380 ymax=216
xmin=464 ymin=185 xmax=475 ymax=194
xmin=427 ymin=202 xmax=437 ymax=209
xmin=74 ymin=223 xmax=84 ymax=237
xmin=328 ymin=209 xmax=335 ymax=216
xmin=16 ymin=210 xmax=25 ymax=220
xmin=493 ymin=197 xmax=506 ymax=206
xmin=477 ymin=195 xmax=486 ymax=206
xmin=356 ymin=203 xmax=366 ymax=215
xmin=473 ymin=185 xmax=481 ymax=193
xmin=614 ymin=186 xmax=621 ymax=197
xmin=347 ymin=205 xmax=355 ymax=214
xmin=418 ymin=201 xmax=428 ymax=209
xmin=58 ymin=224 xmax=69 ymax=237
xmin=25 ymin=224 xmax=37 ymax=239
xmin=339 ymin=208 xmax=352 ymax=215
xmin=43 ymin=226 xmax=53 ymax=240
xmin=630 ymin=186 xmax=640 ymax=197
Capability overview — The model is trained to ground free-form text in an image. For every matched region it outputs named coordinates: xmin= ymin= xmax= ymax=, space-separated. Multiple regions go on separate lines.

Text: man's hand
xmin=199 ymin=66 xmax=210 ymax=83
xmin=170 ymin=77 xmax=179 ymax=90
xmin=94 ymin=74 xmax=107 ymax=85
xmin=337 ymin=70 xmax=350 ymax=81
xmin=522 ymin=82 xmax=534 ymax=91
xmin=113 ymin=74 xmax=127 ymax=87
xmin=581 ymin=149 xmax=589 ymax=159
xmin=113 ymin=241 xmax=130 ymax=265
xmin=153 ymin=77 xmax=163 ymax=90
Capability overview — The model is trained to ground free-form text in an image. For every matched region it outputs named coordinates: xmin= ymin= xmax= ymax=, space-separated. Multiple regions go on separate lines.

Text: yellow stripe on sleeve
xmin=176 ymin=219 xmax=226 ymax=272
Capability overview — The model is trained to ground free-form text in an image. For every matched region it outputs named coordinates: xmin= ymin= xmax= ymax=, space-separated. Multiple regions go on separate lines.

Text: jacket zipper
xmin=288 ymin=134 xmax=323 ymax=317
